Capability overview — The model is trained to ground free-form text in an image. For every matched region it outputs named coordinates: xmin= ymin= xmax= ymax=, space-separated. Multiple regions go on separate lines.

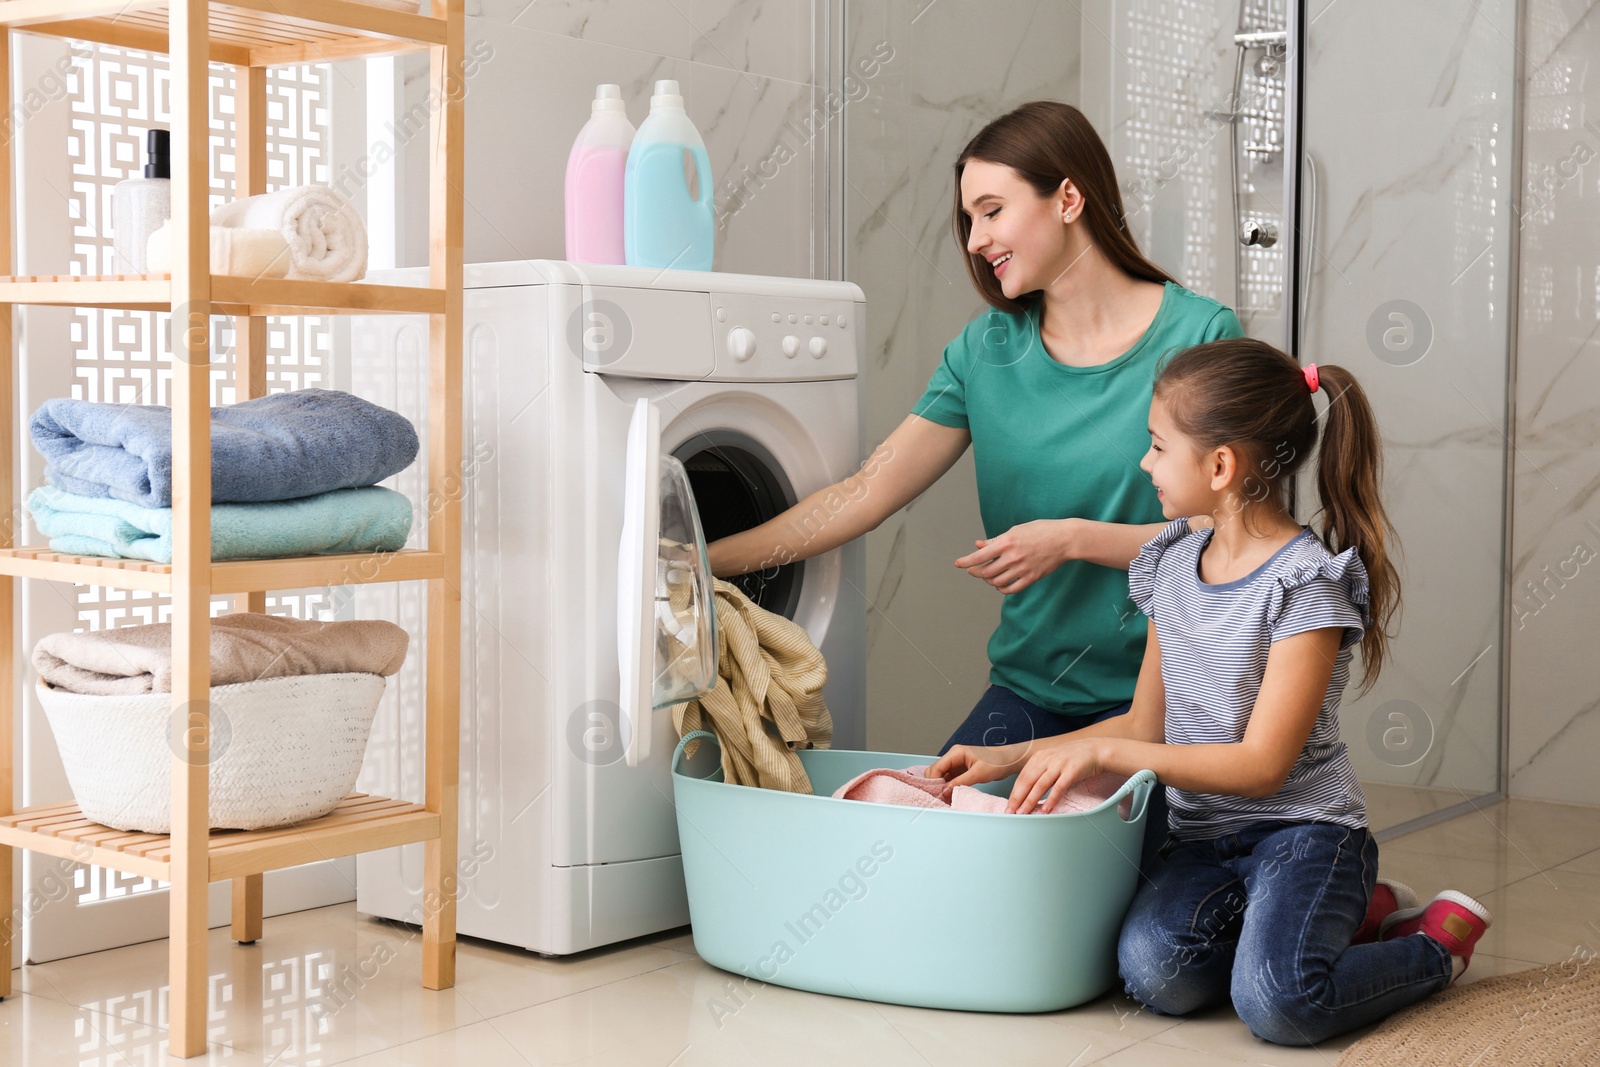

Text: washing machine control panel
xmin=708 ymin=292 xmax=859 ymax=381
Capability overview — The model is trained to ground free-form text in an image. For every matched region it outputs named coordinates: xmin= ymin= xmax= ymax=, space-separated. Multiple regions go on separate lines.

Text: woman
xmin=708 ymin=100 xmax=1243 ymax=758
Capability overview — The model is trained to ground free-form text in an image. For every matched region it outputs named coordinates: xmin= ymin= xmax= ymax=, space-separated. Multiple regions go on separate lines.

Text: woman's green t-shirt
xmin=911 ymin=281 xmax=1244 ymax=717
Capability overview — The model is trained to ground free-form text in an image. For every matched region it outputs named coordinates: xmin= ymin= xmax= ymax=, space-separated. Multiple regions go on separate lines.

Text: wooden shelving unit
xmin=0 ymin=0 xmax=463 ymax=1057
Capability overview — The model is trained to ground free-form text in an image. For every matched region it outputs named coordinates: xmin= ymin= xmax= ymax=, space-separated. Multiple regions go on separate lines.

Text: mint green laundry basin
xmin=671 ymin=731 xmax=1157 ymax=1013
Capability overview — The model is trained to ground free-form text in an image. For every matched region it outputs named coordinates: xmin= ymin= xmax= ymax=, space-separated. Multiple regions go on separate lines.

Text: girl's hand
xmin=1007 ymin=738 xmax=1105 ymax=814
xmin=954 ymin=519 xmax=1072 ymax=594
xmin=927 ymin=742 xmax=1029 ymax=787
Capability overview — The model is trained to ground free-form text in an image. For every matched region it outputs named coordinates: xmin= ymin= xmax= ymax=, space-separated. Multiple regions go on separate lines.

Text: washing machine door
xmin=617 ymin=398 xmax=717 ymax=766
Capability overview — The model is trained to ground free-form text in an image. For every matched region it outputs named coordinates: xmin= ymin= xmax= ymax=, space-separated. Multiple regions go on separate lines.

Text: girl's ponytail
xmin=1155 ymin=340 xmax=1401 ymax=690
xmin=1311 ymin=365 xmax=1400 ymax=690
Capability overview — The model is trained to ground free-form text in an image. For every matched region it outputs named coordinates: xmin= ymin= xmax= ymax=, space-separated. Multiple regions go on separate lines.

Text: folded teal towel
xmin=27 ymin=485 xmax=413 ymax=563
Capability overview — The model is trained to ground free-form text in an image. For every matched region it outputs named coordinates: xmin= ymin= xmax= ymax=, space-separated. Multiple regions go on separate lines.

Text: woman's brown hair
xmin=952 ymin=100 xmax=1173 ymax=315
xmin=1154 ymin=339 xmax=1401 ymax=691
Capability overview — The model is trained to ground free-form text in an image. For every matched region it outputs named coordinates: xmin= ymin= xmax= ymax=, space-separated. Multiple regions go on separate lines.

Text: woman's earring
xmin=1063 ymin=212 xmax=1073 ymax=222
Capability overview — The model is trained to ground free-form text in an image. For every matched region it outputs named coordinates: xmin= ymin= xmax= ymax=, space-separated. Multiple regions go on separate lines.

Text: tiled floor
xmin=1361 ymin=781 xmax=1488 ymax=833
xmin=4 ymin=796 xmax=1598 ymax=1065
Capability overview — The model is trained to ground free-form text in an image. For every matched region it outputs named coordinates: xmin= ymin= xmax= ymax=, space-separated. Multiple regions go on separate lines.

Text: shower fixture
xmin=1226 ymin=2 xmax=1298 ymax=342
xmin=1240 ymin=219 xmax=1279 ymax=247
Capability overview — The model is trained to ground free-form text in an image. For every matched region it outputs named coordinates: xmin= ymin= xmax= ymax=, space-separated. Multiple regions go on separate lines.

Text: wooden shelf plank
xmin=0 ymin=548 xmax=174 ymax=590
xmin=0 ymin=0 xmax=447 ymax=55
xmin=0 ymin=814 xmax=171 ymax=882
xmin=0 ymin=274 xmax=170 ymax=308
xmin=0 ymin=274 xmax=445 ymax=314
xmin=249 ymin=35 xmax=426 ymax=67
xmin=0 ymin=548 xmax=445 ymax=593
xmin=0 ymin=794 xmax=440 ymax=885
xmin=211 ymin=274 xmax=447 ymax=315
xmin=212 ymin=549 xmax=446 ymax=592
xmin=223 ymin=0 xmax=446 ymax=46
xmin=21 ymin=16 xmax=252 ymax=64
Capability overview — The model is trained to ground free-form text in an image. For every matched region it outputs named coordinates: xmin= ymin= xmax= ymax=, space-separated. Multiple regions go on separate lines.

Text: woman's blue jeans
xmin=937 ymin=684 xmax=1169 ymax=871
xmin=1118 ymin=820 xmax=1453 ymax=1045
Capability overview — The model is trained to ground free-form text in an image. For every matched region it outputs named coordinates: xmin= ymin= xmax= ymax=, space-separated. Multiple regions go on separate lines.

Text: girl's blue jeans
xmin=1118 ymin=820 xmax=1454 ymax=1045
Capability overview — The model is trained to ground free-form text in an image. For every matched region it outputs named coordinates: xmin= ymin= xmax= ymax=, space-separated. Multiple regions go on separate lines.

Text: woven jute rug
xmin=1336 ymin=956 xmax=1600 ymax=1066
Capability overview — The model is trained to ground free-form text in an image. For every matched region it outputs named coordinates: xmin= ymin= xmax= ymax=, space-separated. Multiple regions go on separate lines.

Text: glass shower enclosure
xmin=1080 ymin=0 xmax=1517 ymax=834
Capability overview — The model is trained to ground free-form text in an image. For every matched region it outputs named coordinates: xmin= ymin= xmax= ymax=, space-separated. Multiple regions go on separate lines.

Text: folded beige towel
xmin=145 ymin=220 xmax=292 ymax=278
xmin=34 ymin=613 xmax=408 ymax=696
xmin=672 ymin=579 xmax=832 ymax=793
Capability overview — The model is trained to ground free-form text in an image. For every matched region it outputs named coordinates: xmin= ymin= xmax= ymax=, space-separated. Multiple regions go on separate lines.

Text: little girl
xmin=930 ymin=338 xmax=1490 ymax=1045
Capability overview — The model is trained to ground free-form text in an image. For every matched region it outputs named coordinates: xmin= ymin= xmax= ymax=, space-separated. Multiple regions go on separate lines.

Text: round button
xmin=716 ymin=306 xmax=727 ymax=322
xmin=727 ymin=327 xmax=756 ymax=362
xmin=837 ymin=314 xmax=848 ymax=328
xmin=804 ymin=314 xmax=813 ymax=325
xmin=787 ymin=313 xmax=798 ymax=324
xmin=770 ymin=312 xmax=780 ymax=323
xmin=820 ymin=315 xmax=830 ymax=326
xmin=809 ymin=336 xmax=828 ymax=359
xmin=781 ymin=334 xmax=800 ymax=358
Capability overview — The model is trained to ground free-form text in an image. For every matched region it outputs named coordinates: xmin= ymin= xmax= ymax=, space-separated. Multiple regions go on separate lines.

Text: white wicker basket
xmin=37 ymin=672 xmax=386 ymax=833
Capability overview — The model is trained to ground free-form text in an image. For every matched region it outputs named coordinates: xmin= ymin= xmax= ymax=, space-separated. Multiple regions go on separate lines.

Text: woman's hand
xmin=1007 ymin=737 xmax=1107 ymax=814
xmin=954 ymin=519 xmax=1073 ymax=594
xmin=926 ymin=741 xmax=1030 ymax=787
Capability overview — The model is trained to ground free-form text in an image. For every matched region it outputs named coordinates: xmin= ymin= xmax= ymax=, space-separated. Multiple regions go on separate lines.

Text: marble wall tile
xmin=445 ymin=15 xmax=816 ymax=277
xmin=1339 ymin=444 xmax=1502 ymax=791
xmin=1509 ymin=0 xmax=1600 ymax=806
xmin=846 ymin=0 xmax=1080 ymax=114
xmin=1507 ymin=449 xmax=1600 ymax=803
xmin=847 ymin=98 xmax=997 ymax=753
xmin=1301 ymin=0 xmax=1517 ymax=798
xmin=467 ymin=0 xmax=813 ymax=84
xmin=843 ymin=2 xmax=1083 ymax=754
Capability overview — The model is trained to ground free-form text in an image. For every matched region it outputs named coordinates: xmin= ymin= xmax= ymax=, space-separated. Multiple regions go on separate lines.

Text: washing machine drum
xmin=675 ymin=434 xmax=802 ymax=621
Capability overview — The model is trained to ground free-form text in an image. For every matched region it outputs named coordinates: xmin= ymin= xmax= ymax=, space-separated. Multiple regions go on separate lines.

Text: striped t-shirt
xmin=1128 ymin=518 xmax=1370 ymax=840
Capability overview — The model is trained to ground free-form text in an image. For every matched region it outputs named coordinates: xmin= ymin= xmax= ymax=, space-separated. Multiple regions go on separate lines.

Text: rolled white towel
xmin=145 ymin=220 xmax=292 ymax=278
xmin=210 ymin=185 xmax=368 ymax=283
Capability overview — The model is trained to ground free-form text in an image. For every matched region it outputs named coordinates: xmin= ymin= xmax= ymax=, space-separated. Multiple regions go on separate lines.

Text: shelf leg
xmin=169 ymin=1 xmax=214 ymax=1057
xmin=231 ymin=874 xmax=263 ymax=944
xmin=0 ymin=845 xmax=12 ymax=999
xmin=0 ymin=18 xmax=14 ymax=1004
xmin=422 ymin=9 xmax=463 ymax=991
xmin=227 ymin=67 xmax=265 ymax=958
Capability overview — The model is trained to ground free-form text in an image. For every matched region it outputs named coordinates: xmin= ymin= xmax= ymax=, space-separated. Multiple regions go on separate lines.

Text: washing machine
xmin=350 ymin=260 xmax=866 ymax=954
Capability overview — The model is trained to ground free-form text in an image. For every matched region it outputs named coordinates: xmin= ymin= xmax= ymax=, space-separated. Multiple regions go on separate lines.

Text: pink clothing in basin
xmin=831 ymin=765 xmax=1128 ymax=815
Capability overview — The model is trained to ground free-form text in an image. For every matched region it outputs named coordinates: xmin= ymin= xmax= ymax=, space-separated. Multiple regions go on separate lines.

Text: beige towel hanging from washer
xmin=672 ymin=578 xmax=832 ymax=793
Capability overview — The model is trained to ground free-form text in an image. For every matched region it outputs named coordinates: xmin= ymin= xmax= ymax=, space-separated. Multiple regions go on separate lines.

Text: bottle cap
xmin=144 ymin=128 xmax=170 ymax=179
xmin=592 ymin=83 xmax=626 ymax=113
xmin=650 ymin=79 xmax=684 ymax=109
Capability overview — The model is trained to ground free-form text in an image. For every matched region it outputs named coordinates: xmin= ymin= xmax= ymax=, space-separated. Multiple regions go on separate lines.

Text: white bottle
xmin=565 ymin=85 xmax=636 ymax=265
xmin=111 ymin=129 xmax=171 ymax=274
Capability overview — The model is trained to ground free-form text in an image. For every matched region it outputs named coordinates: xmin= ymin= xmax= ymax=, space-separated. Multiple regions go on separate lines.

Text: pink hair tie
xmin=1303 ymin=363 xmax=1319 ymax=394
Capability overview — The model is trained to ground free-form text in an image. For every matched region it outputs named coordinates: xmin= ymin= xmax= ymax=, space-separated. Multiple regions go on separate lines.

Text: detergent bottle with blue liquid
xmin=624 ymin=80 xmax=714 ymax=271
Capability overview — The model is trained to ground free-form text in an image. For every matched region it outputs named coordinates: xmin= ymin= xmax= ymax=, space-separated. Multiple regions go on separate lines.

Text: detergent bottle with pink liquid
xmin=564 ymin=84 xmax=634 ymax=264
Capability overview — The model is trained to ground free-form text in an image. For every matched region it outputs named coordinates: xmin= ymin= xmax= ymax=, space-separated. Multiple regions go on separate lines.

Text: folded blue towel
xmin=26 ymin=485 xmax=414 ymax=563
xmin=30 ymin=388 xmax=418 ymax=508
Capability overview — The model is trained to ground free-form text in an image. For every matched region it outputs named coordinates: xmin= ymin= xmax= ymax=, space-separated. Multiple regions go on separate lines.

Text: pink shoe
xmin=1351 ymin=878 xmax=1418 ymax=944
xmin=1379 ymin=889 xmax=1492 ymax=980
